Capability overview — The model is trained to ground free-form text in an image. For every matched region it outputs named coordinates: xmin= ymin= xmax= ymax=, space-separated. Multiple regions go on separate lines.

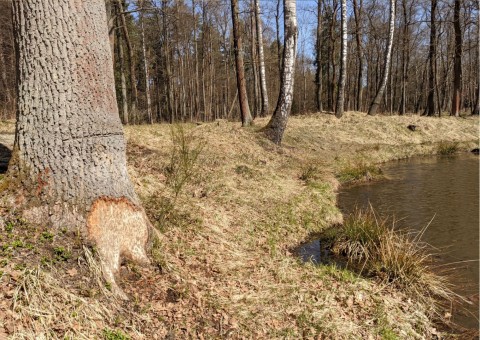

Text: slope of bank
xmin=0 ymin=112 xmax=478 ymax=338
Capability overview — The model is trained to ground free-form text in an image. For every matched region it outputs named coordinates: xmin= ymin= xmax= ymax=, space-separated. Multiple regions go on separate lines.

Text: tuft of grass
xmin=103 ymin=328 xmax=130 ymax=340
xmin=437 ymin=141 xmax=459 ymax=155
xmin=330 ymin=208 xmax=457 ymax=316
xmin=337 ymin=162 xmax=383 ymax=183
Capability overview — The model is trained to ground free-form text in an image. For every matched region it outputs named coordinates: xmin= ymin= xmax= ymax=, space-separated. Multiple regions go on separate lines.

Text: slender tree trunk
xmin=231 ymin=0 xmax=253 ymax=126
xmin=425 ymin=0 xmax=437 ymax=116
xmin=251 ymin=8 xmax=259 ymax=118
xmin=474 ymin=12 xmax=480 ymax=115
xmin=368 ymin=0 xmax=395 ymax=115
xmin=265 ymin=0 xmax=297 ymax=145
xmin=116 ymin=15 xmax=129 ymax=124
xmin=139 ymin=0 xmax=152 ymax=124
xmin=315 ymin=0 xmax=323 ymax=112
xmin=11 ymin=0 xmax=150 ymax=298
xmin=451 ymin=0 xmax=462 ymax=117
xmin=276 ymin=0 xmax=282 ymax=76
xmin=353 ymin=0 xmax=363 ymax=112
xmin=254 ymin=0 xmax=269 ymax=116
xmin=116 ymin=0 xmax=138 ymax=116
xmin=335 ymin=0 xmax=347 ymax=118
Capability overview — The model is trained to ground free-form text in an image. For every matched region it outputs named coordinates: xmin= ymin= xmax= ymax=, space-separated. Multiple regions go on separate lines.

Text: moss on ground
xmin=0 ymin=112 xmax=478 ymax=338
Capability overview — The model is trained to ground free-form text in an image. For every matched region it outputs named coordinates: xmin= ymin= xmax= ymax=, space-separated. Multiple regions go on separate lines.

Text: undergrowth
xmin=337 ymin=161 xmax=383 ymax=183
xmin=437 ymin=141 xmax=459 ymax=155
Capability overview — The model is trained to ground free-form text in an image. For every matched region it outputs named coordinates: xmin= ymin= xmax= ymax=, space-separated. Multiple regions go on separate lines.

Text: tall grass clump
xmin=331 ymin=208 xmax=457 ymax=316
xmin=337 ymin=162 xmax=383 ymax=183
xmin=437 ymin=141 xmax=459 ymax=155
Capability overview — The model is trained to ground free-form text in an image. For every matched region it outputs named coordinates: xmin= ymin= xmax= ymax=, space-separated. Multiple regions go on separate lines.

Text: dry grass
xmin=0 ymin=112 xmax=478 ymax=338
xmin=331 ymin=208 xmax=459 ymax=318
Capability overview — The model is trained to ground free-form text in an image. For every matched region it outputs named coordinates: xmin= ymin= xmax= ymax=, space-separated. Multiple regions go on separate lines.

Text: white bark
xmin=265 ymin=0 xmax=297 ymax=144
xmin=139 ymin=0 xmax=152 ymax=123
xmin=254 ymin=0 xmax=269 ymax=116
xmin=368 ymin=0 xmax=396 ymax=115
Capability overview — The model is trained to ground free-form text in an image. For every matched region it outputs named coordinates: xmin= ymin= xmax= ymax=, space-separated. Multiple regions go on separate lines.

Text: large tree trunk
xmin=231 ymin=0 xmax=253 ymax=126
xmin=315 ymin=0 xmax=323 ymax=112
xmin=265 ymin=0 xmax=297 ymax=145
xmin=425 ymin=0 xmax=437 ymax=116
xmin=368 ymin=0 xmax=395 ymax=115
xmin=254 ymin=0 xmax=269 ymax=116
xmin=11 ymin=0 xmax=150 ymax=298
xmin=451 ymin=0 xmax=462 ymax=117
xmin=335 ymin=0 xmax=347 ymax=118
xmin=475 ymin=13 xmax=480 ymax=116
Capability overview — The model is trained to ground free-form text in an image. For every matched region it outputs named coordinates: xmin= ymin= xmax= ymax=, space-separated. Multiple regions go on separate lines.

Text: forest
xmin=0 ymin=0 xmax=479 ymax=339
xmin=1 ymin=0 xmax=479 ymax=124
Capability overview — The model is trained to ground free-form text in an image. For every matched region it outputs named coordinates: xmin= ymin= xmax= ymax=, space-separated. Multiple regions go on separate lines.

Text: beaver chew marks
xmin=87 ymin=197 xmax=150 ymax=299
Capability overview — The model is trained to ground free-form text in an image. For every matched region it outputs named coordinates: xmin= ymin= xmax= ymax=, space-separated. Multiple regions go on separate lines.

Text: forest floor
xmin=0 ymin=112 xmax=478 ymax=339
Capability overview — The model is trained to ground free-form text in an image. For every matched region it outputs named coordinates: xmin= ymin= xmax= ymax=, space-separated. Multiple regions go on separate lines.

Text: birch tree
xmin=265 ymin=0 xmax=297 ymax=144
xmin=335 ymin=0 xmax=347 ymax=118
xmin=231 ymin=0 xmax=253 ymax=126
xmin=11 ymin=0 xmax=150 ymax=298
xmin=367 ymin=0 xmax=396 ymax=116
xmin=254 ymin=0 xmax=269 ymax=116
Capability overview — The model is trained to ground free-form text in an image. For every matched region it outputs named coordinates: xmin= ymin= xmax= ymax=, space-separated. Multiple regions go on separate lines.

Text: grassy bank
xmin=0 ymin=112 xmax=478 ymax=338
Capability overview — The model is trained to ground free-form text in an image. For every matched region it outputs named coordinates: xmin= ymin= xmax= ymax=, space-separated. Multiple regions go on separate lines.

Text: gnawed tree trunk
xmin=315 ymin=0 xmax=323 ymax=112
xmin=254 ymin=0 xmax=269 ymax=116
xmin=425 ymin=0 xmax=437 ymax=116
xmin=11 ymin=0 xmax=150 ymax=298
xmin=335 ymin=0 xmax=347 ymax=118
xmin=231 ymin=0 xmax=253 ymax=126
xmin=451 ymin=0 xmax=462 ymax=117
xmin=265 ymin=0 xmax=297 ymax=144
xmin=368 ymin=0 xmax=395 ymax=116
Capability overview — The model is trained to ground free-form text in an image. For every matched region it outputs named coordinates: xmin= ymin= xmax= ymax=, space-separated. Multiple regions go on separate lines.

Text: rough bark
xmin=11 ymin=0 xmax=150 ymax=298
xmin=425 ymin=0 xmax=437 ymax=116
xmin=335 ymin=0 xmax=347 ymax=118
xmin=451 ymin=0 xmax=462 ymax=117
xmin=231 ymin=0 xmax=253 ymax=126
xmin=254 ymin=0 xmax=269 ymax=116
xmin=315 ymin=0 xmax=323 ymax=112
xmin=399 ymin=0 xmax=409 ymax=115
xmin=475 ymin=12 xmax=480 ymax=116
xmin=368 ymin=0 xmax=395 ymax=116
xmin=265 ymin=0 xmax=297 ymax=145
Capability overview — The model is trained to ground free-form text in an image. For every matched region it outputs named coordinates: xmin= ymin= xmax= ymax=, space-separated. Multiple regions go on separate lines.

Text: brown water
xmin=337 ymin=153 xmax=479 ymax=329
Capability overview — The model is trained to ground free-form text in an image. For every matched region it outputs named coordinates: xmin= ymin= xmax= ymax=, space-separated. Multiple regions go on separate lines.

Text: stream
xmin=300 ymin=153 xmax=479 ymax=330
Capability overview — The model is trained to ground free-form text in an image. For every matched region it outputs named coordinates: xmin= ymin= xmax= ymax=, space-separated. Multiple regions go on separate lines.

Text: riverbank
xmin=0 ymin=112 xmax=478 ymax=338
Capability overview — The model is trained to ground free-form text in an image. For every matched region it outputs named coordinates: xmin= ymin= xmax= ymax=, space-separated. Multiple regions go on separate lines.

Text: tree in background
xmin=11 ymin=0 xmax=150 ymax=297
xmin=335 ymin=0 xmax=347 ymax=118
xmin=231 ymin=0 xmax=253 ymax=126
xmin=368 ymin=0 xmax=395 ymax=116
xmin=425 ymin=0 xmax=437 ymax=116
xmin=451 ymin=0 xmax=462 ymax=117
xmin=265 ymin=0 xmax=297 ymax=144
xmin=254 ymin=0 xmax=269 ymax=116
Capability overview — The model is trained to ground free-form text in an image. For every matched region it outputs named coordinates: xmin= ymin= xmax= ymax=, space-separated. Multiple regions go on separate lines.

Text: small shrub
xmin=41 ymin=231 xmax=54 ymax=241
xmin=53 ymin=246 xmax=72 ymax=261
xmin=165 ymin=125 xmax=204 ymax=198
xmin=437 ymin=141 xmax=459 ymax=155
